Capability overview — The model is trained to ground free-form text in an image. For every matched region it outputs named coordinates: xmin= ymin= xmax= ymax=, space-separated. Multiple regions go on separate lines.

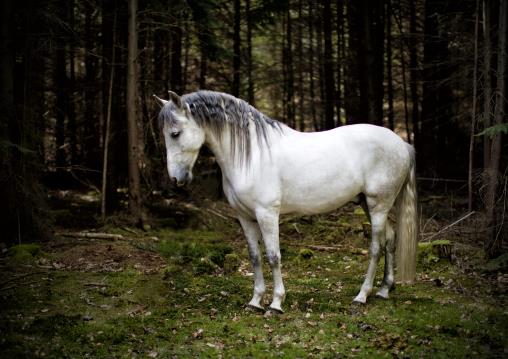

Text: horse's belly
xmin=280 ymin=185 xmax=359 ymax=215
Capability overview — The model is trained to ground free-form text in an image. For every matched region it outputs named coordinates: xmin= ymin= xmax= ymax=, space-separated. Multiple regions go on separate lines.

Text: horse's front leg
xmin=256 ymin=207 xmax=285 ymax=313
xmin=238 ymin=215 xmax=266 ymax=311
xmin=353 ymin=210 xmax=388 ymax=304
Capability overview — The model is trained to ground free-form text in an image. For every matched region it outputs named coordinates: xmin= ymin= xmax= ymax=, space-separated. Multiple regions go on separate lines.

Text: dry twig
xmin=422 ymin=211 xmax=476 ymax=242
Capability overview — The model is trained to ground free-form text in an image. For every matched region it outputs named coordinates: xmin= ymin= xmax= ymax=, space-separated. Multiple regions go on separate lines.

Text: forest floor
xmin=1 ymin=188 xmax=507 ymax=358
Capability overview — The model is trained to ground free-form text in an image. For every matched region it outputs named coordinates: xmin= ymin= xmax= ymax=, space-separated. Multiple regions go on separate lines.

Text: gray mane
xmin=158 ymin=90 xmax=285 ymax=166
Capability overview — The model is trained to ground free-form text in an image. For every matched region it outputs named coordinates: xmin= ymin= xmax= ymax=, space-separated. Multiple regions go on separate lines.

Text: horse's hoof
xmin=246 ymin=303 xmax=265 ymax=312
xmin=375 ymin=290 xmax=389 ymax=299
xmin=352 ymin=295 xmax=367 ymax=305
xmin=267 ymin=305 xmax=284 ymax=314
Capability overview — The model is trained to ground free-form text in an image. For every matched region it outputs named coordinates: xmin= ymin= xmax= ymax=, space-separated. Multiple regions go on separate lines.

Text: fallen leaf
xmin=192 ymin=328 xmax=204 ymax=339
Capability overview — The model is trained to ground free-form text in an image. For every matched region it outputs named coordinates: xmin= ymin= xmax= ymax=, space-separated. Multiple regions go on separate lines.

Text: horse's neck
xmin=202 ymin=120 xmax=288 ymax=179
xmin=203 ymin=125 xmax=265 ymax=179
xmin=203 ymin=129 xmax=237 ymax=175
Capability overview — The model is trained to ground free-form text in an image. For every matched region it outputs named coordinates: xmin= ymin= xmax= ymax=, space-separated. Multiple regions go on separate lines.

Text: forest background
xmin=0 ymin=0 xmax=507 ymax=257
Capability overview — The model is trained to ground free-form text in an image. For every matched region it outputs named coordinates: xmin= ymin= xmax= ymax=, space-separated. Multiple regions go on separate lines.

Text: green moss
xmin=194 ymin=257 xmax=219 ymax=275
xmin=7 ymin=243 xmax=42 ymax=263
xmin=298 ymin=248 xmax=314 ymax=260
xmin=418 ymin=240 xmax=452 ymax=268
xmin=1 ymin=224 xmax=506 ymax=358
xmin=223 ymin=253 xmax=241 ymax=273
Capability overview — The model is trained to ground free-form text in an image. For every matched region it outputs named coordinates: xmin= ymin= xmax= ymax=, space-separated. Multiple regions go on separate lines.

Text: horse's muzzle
xmin=171 ymin=172 xmax=192 ymax=187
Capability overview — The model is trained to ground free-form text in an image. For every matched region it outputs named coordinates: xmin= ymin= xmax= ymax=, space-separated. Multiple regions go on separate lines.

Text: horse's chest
xmin=222 ymin=180 xmax=258 ymax=218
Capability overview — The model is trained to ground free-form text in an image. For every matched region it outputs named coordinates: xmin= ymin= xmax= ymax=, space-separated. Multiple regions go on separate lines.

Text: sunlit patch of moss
xmin=418 ymin=240 xmax=452 ymax=269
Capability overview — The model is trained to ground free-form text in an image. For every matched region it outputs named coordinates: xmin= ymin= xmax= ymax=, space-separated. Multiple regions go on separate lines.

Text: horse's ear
xmin=168 ymin=91 xmax=183 ymax=109
xmin=153 ymin=94 xmax=168 ymax=108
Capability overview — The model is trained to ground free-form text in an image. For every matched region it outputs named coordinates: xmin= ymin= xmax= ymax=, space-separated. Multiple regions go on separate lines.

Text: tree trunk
xmin=316 ymin=3 xmax=326 ymax=128
xmin=246 ymin=0 xmax=255 ymax=105
xmin=127 ymin=0 xmax=143 ymax=225
xmin=84 ymin=1 xmax=100 ymax=172
xmin=183 ymin=20 xmax=190 ymax=93
xmin=67 ymin=0 xmax=77 ymax=165
xmin=483 ymin=0 xmax=493 ymax=170
xmin=363 ymin=0 xmax=384 ymax=125
xmin=386 ymin=0 xmax=394 ymax=130
xmin=199 ymin=46 xmax=207 ymax=89
xmin=400 ymin=25 xmax=411 ymax=143
xmin=170 ymin=16 xmax=183 ymax=94
xmin=308 ymin=0 xmax=318 ymax=131
xmin=484 ymin=0 xmax=507 ymax=257
xmin=322 ymin=0 xmax=335 ymax=129
xmin=55 ymin=40 xmax=67 ymax=169
xmin=232 ymin=0 xmax=241 ymax=97
xmin=336 ymin=0 xmax=344 ymax=126
xmin=344 ymin=0 xmax=367 ymax=124
xmin=284 ymin=4 xmax=295 ymax=128
xmin=296 ymin=0 xmax=304 ymax=131
xmin=408 ymin=0 xmax=420 ymax=153
xmin=468 ymin=0 xmax=480 ymax=212
xmin=101 ymin=12 xmax=117 ymax=222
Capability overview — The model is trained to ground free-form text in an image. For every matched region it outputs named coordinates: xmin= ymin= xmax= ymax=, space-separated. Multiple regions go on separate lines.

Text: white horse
xmin=154 ymin=90 xmax=418 ymax=313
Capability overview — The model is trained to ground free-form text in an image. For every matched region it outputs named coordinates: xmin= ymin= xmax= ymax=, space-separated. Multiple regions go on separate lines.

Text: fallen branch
xmin=56 ymin=231 xmax=160 ymax=242
xmin=181 ymin=202 xmax=236 ymax=222
xmin=306 ymin=244 xmax=343 ymax=252
xmin=422 ymin=211 xmax=476 ymax=242
xmin=206 ymin=208 xmax=235 ymax=221
xmin=57 ymin=232 xmax=127 ymax=241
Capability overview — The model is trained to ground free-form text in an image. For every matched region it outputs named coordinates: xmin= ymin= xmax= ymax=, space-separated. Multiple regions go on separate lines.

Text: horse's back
xmin=274 ymin=124 xmax=412 ymax=214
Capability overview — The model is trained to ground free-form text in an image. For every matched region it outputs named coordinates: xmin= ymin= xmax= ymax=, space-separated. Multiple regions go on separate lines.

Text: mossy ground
xmin=1 ymin=199 xmax=507 ymax=358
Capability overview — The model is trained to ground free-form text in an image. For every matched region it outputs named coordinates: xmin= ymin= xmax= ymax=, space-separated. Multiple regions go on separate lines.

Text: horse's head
xmin=154 ymin=91 xmax=205 ymax=187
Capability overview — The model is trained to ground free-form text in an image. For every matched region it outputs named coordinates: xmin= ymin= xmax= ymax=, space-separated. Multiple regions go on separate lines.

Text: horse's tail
xmin=395 ymin=144 xmax=418 ymax=283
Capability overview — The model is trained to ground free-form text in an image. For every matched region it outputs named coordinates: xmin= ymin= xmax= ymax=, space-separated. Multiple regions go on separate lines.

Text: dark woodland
xmin=1 ymin=0 xmax=507 ymax=357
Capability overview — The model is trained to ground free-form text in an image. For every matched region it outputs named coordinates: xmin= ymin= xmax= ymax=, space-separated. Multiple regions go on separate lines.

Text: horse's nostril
xmin=171 ymin=177 xmax=177 ymax=184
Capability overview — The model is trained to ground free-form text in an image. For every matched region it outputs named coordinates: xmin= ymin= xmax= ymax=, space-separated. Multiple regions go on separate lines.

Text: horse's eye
xmin=171 ymin=131 xmax=181 ymax=139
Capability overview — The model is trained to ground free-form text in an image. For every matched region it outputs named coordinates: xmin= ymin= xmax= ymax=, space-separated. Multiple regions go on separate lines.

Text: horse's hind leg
xmin=353 ymin=205 xmax=388 ymax=304
xmin=238 ymin=216 xmax=266 ymax=311
xmin=357 ymin=199 xmax=395 ymax=301
xmin=376 ymin=221 xmax=395 ymax=299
